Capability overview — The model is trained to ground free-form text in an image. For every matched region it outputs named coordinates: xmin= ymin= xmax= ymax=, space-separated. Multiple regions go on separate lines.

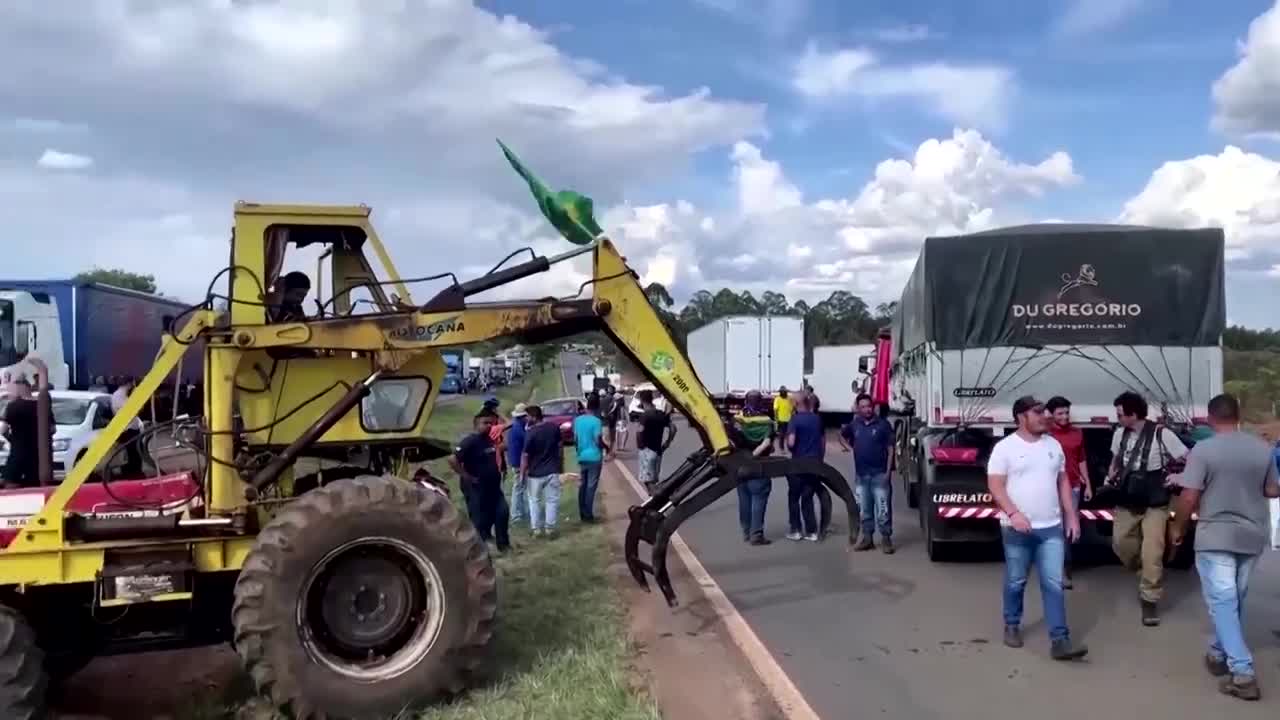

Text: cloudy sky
xmin=3 ymin=0 xmax=1280 ymax=327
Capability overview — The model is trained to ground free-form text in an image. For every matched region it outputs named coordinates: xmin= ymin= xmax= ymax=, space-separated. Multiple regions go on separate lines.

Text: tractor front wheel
xmin=0 ymin=605 xmax=48 ymax=720
xmin=232 ymin=475 xmax=497 ymax=718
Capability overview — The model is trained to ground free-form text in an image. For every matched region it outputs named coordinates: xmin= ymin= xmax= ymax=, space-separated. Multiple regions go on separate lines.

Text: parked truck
xmin=809 ymin=344 xmax=874 ymax=418
xmin=439 ymin=349 xmax=470 ymax=394
xmin=0 ymin=281 xmax=202 ymax=390
xmin=876 ymin=224 xmax=1224 ymax=563
xmin=686 ymin=315 xmax=805 ymax=411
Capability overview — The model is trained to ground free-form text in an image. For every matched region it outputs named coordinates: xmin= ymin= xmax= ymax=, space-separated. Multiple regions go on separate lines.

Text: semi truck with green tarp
xmin=880 ymin=224 xmax=1225 ymax=561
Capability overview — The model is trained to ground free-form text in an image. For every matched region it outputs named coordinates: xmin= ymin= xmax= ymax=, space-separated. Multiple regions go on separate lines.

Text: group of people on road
xmin=729 ymin=387 xmax=890 ymax=549
xmin=990 ymin=390 xmax=1278 ymax=701
xmin=449 ymin=392 xmax=615 ymax=553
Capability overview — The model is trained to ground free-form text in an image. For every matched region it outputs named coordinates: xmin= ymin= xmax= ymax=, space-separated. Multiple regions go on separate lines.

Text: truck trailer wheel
xmin=232 ymin=475 xmax=497 ymax=718
xmin=0 ymin=605 xmax=48 ymax=720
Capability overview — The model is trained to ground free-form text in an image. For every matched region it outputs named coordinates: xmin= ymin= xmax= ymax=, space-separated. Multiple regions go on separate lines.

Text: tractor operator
xmin=268 ymin=271 xmax=311 ymax=323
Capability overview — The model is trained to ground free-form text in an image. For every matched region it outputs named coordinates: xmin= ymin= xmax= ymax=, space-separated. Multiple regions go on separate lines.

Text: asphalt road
xmin=618 ymin=413 xmax=1280 ymax=719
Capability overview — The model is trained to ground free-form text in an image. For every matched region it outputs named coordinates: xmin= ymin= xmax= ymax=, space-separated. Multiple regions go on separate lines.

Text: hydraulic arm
xmin=237 ymin=237 xmax=859 ymax=605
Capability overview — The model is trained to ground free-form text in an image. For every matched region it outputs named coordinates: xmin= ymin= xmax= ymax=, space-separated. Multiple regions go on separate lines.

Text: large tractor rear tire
xmin=232 ymin=475 xmax=497 ymax=718
xmin=0 ymin=605 xmax=48 ymax=720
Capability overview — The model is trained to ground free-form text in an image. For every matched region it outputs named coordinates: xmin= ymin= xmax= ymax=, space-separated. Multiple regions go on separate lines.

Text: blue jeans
xmin=526 ymin=474 xmax=561 ymax=531
xmin=786 ymin=476 xmax=817 ymax=534
xmin=736 ymin=476 xmax=772 ymax=539
xmin=854 ymin=471 xmax=892 ymax=538
xmin=510 ymin=467 xmax=528 ymax=524
xmin=578 ymin=460 xmax=602 ymax=521
xmin=1001 ymin=525 xmax=1069 ymax=641
xmin=1196 ymin=550 xmax=1260 ymax=677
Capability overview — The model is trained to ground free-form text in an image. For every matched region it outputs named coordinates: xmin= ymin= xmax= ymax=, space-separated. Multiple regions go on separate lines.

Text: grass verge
xmin=186 ymin=363 xmax=656 ymax=720
xmin=416 ymin=363 xmax=657 ymax=720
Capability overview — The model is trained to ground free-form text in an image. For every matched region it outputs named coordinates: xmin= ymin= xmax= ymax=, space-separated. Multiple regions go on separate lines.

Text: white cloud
xmin=1120 ymin=145 xmax=1280 ymax=258
xmin=692 ymin=0 xmax=807 ymax=36
xmin=36 ymin=148 xmax=93 ymax=170
xmin=871 ymin=25 xmax=936 ymax=43
xmin=0 ymin=1 xmax=763 ymax=302
xmin=1055 ymin=0 xmax=1150 ymax=36
xmin=605 ymin=129 xmax=1081 ymax=305
xmin=1211 ymin=0 xmax=1280 ymax=138
xmin=10 ymin=117 xmax=88 ymax=133
xmin=790 ymin=42 xmax=1015 ymax=129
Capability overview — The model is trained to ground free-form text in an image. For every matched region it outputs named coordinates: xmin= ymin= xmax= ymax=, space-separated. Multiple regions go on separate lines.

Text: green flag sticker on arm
xmin=498 ymin=139 xmax=604 ymax=246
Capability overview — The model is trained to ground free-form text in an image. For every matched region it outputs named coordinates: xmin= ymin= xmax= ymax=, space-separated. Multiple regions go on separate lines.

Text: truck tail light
xmin=931 ymin=447 xmax=980 ymax=464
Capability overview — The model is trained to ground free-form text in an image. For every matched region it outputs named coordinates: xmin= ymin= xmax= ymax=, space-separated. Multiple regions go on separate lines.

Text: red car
xmin=538 ymin=396 xmax=584 ymax=445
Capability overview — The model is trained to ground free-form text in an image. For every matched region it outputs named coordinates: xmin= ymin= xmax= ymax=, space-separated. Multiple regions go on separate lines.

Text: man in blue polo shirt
xmin=840 ymin=393 xmax=896 ymax=553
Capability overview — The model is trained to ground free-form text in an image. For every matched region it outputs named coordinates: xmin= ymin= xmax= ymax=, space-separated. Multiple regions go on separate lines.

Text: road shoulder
xmin=600 ymin=461 xmax=784 ymax=720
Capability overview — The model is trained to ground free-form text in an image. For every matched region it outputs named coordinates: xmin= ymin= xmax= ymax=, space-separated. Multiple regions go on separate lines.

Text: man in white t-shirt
xmin=1105 ymin=391 xmax=1188 ymax=627
xmin=987 ymin=395 xmax=1087 ymax=660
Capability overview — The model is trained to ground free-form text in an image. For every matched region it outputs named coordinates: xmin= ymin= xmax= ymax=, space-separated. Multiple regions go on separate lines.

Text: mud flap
xmin=624 ymin=448 xmax=859 ymax=607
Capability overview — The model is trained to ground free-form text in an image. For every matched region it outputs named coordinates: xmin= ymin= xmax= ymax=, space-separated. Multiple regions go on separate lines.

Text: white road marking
xmin=612 ymin=459 xmax=822 ymax=720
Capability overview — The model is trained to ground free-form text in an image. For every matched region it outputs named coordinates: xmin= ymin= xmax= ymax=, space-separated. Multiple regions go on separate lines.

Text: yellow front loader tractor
xmin=0 ymin=162 xmax=856 ymax=718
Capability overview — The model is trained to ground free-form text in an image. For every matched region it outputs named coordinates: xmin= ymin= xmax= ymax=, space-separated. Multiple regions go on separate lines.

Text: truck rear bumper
xmin=931 ymin=505 xmax=1197 ymax=545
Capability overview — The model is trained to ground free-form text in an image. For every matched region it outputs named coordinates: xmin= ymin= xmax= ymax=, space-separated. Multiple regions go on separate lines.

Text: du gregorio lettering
xmin=1012 ymin=301 xmax=1142 ymax=318
xmin=1010 ymin=262 xmax=1141 ymax=320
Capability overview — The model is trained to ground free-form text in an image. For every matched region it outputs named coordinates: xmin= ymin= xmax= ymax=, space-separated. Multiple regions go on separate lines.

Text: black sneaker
xmin=880 ymin=538 xmax=895 ymax=555
xmin=1219 ymin=674 xmax=1261 ymax=701
xmin=1050 ymin=638 xmax=1089 ymax=661
xmin=1141 ymin=600 xmax=1160 ymax=627
xmin=1205 ymin=654 xmax=1229 ymax=677
xmin=853 ymin=536 xmax=875 ymax=552
xmin=1003 ymin=625 xmax=1023 ymax=649
xmin=749 ymin=535 xmax=772 ymax=546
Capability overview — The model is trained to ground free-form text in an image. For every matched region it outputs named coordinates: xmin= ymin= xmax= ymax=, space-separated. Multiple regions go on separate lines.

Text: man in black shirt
xmin=449 ymin=411 xmax=511 ymax=552
xmin=1 ymin=379 xmax=52 ymax=488
xmin=520 ymin=405 xmax=564 ymax=536
xmin=636 ymin=390 xmax=676 ymax=487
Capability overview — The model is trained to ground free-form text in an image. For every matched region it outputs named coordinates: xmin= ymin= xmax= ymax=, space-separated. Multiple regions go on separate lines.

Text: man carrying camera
xmin=1105 ymin=391 xmax=1188 ymax=628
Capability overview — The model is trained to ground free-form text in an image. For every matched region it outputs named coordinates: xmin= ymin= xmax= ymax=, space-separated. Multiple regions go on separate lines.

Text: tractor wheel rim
xmin=298 ymin=536 xmax=447 ymax=681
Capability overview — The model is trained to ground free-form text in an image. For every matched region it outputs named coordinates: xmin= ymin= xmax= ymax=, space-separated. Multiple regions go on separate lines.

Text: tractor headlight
xmin=52 ymin=438 xmax=70 ymax=452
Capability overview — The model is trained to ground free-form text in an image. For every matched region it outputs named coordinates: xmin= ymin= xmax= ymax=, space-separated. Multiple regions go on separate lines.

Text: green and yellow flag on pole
xmin=497 ymin=139 xmax=604 ymax=246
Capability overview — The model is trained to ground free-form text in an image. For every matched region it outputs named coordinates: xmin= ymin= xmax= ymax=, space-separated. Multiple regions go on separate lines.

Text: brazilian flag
xmin=735 ymin=413 xmax=775 ymax=445
xmin=497 ymin=140 xmax=604 ymax=246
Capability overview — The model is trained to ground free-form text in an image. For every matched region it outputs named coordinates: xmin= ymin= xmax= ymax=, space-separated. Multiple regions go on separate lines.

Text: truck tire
xmin=0 ymin=605 xmax=48 ymax=720
xmin=232 ymin=475 xmax=497 ymax=718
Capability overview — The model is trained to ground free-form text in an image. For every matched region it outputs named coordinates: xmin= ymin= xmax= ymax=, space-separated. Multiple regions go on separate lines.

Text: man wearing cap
xmin=987 ymin=395 xmax=1088 ymax=660
xmin=507 ymin=403 xmax=529 ymax=525
xmin=482 ymin=397 xmax=507 ymax=475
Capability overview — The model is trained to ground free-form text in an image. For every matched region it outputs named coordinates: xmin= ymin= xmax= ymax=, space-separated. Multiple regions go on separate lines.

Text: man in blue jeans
xmin=839 ymin=393 xmax=895 ymax=554
xmin=787 ymin=392 xmax=827 ymax=541
xmin=732 ymin=391 xmax=776 ymax=545
xmin=573 ymin=393 xmax=609 ymax=523
xmin=1169 ymin=393 xmax=1280 ymax=701
xmin=507 ymin=404 xmax=529 ymax=525
xmin=987 ymin=395 xmax=1087 ymax=660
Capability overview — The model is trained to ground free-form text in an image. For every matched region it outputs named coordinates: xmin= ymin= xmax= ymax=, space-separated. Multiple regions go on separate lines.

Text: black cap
xmin=1011 ymin=395 xmax=1043 ymax=418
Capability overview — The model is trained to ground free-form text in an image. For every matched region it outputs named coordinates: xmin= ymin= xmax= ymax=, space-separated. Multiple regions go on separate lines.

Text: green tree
xmin=73 ymin=267 xmax=158 ymax=294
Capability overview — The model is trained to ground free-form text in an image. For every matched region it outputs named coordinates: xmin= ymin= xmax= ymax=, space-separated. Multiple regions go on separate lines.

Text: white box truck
xmin=809 ymin=344 xmax=875 ymax=416
xmin=686 ymin=315 xmax=804 ymax=410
